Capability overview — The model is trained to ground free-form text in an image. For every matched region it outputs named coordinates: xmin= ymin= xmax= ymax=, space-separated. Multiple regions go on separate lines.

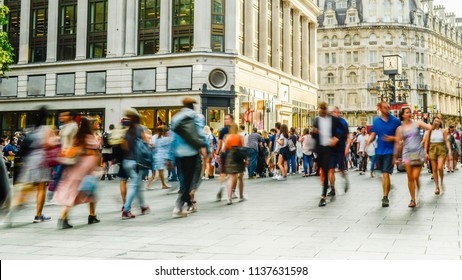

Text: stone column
xmin=309 ymin=22 xmax=318 ymax=84
xmin=225 ymin=0 xmax=239 ymax=53
xmin=282 ymin=0 xmax=291 ymax=73
xmin=158 ymin=0 xmax=171 ymax=54
xmin=46 ymin=0 xmax=59 ymax=62
xmin=292 ymin=9 xmax=301 ymax=78
xmin=18 ymin=0 xmax=31 ymax=64
xmin=258 ymin=0 xmax=268 ymax=63
xmin=76 ymin=0 xmax=88 ymax=60
xmin=107 ymin=0 xmax=126 ymax=57
xmin=192 ymin=0 xmax=211 ymax=52
xmin=271 ymin=0 xmax=280 ymax=69
xmin=244 ymin=0 xmax=254 ymax=58
xmin=124 ymin=0 xmax=136 ymax=56
xmin=301 ymin=16 xmax=309 ymax=81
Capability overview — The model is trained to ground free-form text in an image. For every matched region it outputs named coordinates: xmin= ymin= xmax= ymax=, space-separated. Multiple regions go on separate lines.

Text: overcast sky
xmin=432 ymin=0 xmax=460 ymax=18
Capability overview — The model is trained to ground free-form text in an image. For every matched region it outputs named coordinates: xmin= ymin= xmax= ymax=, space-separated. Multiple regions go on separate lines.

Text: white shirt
xmin=318 ymin=116 xmax=332 ymax=147
xmin=239 ymin=131 xmax=248 ymax=147
xmin=357 ymin=134 xmax=369 ymax=152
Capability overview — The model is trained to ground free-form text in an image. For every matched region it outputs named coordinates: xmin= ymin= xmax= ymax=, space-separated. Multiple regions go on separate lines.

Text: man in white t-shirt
xmin=239 ymin=125 xmax=249 ymax=147
xmin=356 ymin=127 xmax=369 ymax=175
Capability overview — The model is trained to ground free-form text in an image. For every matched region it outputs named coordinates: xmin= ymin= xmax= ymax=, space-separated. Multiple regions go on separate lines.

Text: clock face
xmin=384 ymin=56 xmax=398 ymax=71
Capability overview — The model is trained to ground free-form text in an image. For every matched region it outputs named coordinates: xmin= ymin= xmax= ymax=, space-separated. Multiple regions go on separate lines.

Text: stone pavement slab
xmin=1 ymin=168 xmax=462 ymax=260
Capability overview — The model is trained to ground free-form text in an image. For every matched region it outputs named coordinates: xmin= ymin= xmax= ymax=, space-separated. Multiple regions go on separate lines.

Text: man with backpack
xmin=168 ymin=97 xmax=209 ymax=217
xmin=101 ymin=124 xmax=115 ymax=180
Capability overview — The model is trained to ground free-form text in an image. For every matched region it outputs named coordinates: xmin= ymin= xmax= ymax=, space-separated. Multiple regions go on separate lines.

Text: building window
xmin=138 ymin=0 xmax=160 ymax=55
xmin=133 ymin=69 xmax=156 ymax=92
xmin=344 ymin=35 xmax=351 ymax=46
xmin=239 ymin=0 xmax=244 ymax=54
xmin=27 ymin=75 xmax=46 ymax=96
xmin=348 ymin=72 xmax=357 ymax=84
xmin=353 ymin=51 xmax=359 ymax=63
xmin=369 ymin=34 xmax=377 ymax=45
xmin=56 ymin=73 xmax=75 ymax=95
xmin=369 ymin=71 xmax=377 ymax=85
xmin=353 ymin=34 xmax=360 ymax=45
xmin=253 ymin=0 xmax=259 ymax=59
xmin=349 ymin=16 xmax=355 ymax=23
xmin=418 ymin=73 xmax=424 ymax=87
xmin=385 ymin=33 xmax=393 ymax=45
xmin=87 ymin=0 xmax=108 ymax=58
xmin=58 ymin=0 xmax=77 ymax=61
xmin=211 ymin=0 xmax=225 ymax=52
xmin=327 ymin=94 xmax=334 ymax=106
xmin=420 ymin=36 xmax=425 ymax=48
xmin=348 ymin=92 xmax=358 ymax=105
xmin=322 ymin=36 xmax=329 ymax=47
xmin=167 ymin=66 xmax=192 ymax=90
xmin=86 ymin=71 xmax=106 ymax=93
xmin=0 ymin=77 xmax=18 ymax=97
xmin=331 ymin=35 xmax=338 ymax=47
xmin=327 ymin=73 xmax=335 ymax=84
xmin=369 ymin=50 xmax=377 ymax=64
xmin=346 ymin=51 xmax=351 ymax=64
xmin=4 ymin=0 xmax=20 ymax=63
xmin=30 ymin=0 xmax=48 ymax=63
xmin=267 ymin=0 xmax=272 ymax=66
xmin=400 ymin=34 xmax=407 ymax=45
xmin=172 ymin=0 xmax=194 ymax=53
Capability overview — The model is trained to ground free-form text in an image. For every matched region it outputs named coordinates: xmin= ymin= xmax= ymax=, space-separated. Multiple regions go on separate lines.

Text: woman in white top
xmin=299 ymin=128 xmax=314 ymax=177
xmin=424 ymin=117 xmax=452 ymax=195
xmin=275 ymin=124 xmax=290 ymax=180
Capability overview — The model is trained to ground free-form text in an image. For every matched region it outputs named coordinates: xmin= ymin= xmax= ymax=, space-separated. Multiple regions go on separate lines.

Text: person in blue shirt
xmin=366 ymin=101 xmax=401 ymax=207
xmin=168 ymin=97 xmax=209 ymax=217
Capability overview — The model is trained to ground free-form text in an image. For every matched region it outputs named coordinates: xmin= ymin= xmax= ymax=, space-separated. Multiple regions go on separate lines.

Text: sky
xmin=432 ymin=0 xmax=461 ymax=18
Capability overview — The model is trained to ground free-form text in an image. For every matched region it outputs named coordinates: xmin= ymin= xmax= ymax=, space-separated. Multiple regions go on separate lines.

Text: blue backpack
xmin=135 ymin=128 xmax=153 ymax=169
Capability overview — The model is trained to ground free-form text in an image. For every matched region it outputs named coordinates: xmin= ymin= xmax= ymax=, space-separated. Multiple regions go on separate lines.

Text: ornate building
xmin=317 ymin=0 xmax=462 ymax=127
xmin=0 ymin=0 xmax=320 ymax=136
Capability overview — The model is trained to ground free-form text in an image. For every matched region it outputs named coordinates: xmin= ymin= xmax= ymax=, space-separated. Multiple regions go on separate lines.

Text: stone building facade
xmin=317 ymin=0 xmax=462 ymax=127
xmin=0 ymin=0 xmax=320 ymax=136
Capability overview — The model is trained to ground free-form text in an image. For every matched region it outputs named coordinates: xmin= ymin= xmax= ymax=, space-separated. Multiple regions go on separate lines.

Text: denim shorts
xmin=376 ymin=154 xmax=394 ymax=174
xmin=329 ymin=152 xmax=347 ymax=170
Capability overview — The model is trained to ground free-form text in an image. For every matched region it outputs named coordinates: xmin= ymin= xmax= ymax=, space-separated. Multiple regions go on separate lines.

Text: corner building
xmin=317 ymin=0 xmax=462 ymax=127
xmin=0 ymin=0 xmax=320 ymax=135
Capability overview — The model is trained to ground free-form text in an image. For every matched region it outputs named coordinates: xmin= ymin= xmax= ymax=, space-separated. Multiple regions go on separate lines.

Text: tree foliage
xmin=0 ymin=5 xmax=15 ymax=77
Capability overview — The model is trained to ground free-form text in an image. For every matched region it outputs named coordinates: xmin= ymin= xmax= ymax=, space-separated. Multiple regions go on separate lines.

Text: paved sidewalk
xmin=1 ymin=169 xmax=461 ymax=260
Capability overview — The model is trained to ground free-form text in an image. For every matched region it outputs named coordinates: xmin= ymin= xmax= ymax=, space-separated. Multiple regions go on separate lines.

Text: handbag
xmin=408 ymin=152 xmax=423 ymax=166
xmin=44 ymin=144 xmax=62 ymax=167
xmin=288 ymin=139 xmax=296 ymax=152
xmin=61 ymin=146 xmax=81 ymax=165
xmin=173 ymin=116 xmax=203 ymax=149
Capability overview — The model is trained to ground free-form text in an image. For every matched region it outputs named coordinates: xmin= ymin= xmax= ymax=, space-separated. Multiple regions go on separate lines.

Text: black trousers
xmin=176 ymin=154 xmax=201 ymax=208
xmin=318 ymin=146 xmax=333 ymax=197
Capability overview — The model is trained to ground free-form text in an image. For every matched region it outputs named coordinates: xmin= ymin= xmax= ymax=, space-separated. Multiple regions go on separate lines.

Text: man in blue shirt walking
xmin=366 ymin=102 xmax=401 ymax=207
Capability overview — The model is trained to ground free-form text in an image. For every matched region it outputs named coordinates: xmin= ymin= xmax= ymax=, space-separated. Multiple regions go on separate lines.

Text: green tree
xmin=0 ymin=5 xmax=14 ymax=77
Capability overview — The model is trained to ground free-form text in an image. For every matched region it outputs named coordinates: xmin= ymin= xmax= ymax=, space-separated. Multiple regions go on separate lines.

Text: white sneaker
xmin=277 ymin=176 xmax=287 ymax=181
xmin=172 ymin=208 xmax=188 ymax=218
xmin=226 ymin=199 xmax=233 ymax=205
xmin=216 ymin=186 xmax=224 ymax=201
xmin=238 ymin=196 xmax=247 ymax=203
xmin=232 ymin=191 xmax=238 ymax=199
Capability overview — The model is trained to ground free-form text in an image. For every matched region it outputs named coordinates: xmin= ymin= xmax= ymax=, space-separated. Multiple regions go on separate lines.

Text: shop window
xmin=138 ymin=0 xmax=160 ymax=55
xmin=87 ymin=0 xmax=108 ymax=58
xmin=86 ymin=71 xmax=106 ymax=93
xmin=56 ymin=73 xmax=75 ymax=95
xmin=133 ymin=68 xmax=156 ymax=92
xmin=30 ymin=0 xmax=48 ymax=63
xmin=167 ymin=66 xmax=192 ymax=90
xmin=0 ymin=77 xmax=18 ymax=97
xmin=4 ymin=0 xmax=20 ymax=63
xmin=27 ymin=75 xmax=46 ymax=96
xmin=58 ymin=0 xmax=77 ymax=61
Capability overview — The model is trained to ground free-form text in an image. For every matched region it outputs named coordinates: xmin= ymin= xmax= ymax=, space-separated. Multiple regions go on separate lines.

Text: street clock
xmin=383 ymin=55 xmax=402 ymax=75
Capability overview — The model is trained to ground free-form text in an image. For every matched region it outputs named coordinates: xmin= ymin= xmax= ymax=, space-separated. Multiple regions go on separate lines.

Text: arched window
xmin=400 ymin=34 xmax=407 ymax=45
xmin=344 ymin=34 xmax=352 ymax=46
xmin=327 ymin=73 xmax=335 ymax=84
xmin=385 ymin=33 xmax=393 ymax=45
xmin=418 ymin=73 xmax=424 ymax=87
xmin=323 ymin=36 xmax=330 ymax=47
xmin=348 ymin=72 xmax=357 ymax=84
xmin=369 ymin=34 xmax=377 ymax=45
xmin=331 ymin=35 xmax=338 ymax=47
xmin=353 ymin=34 xmax=360 ymax=45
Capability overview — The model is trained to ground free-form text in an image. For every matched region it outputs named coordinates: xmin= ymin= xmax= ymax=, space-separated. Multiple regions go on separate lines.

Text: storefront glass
xmin=137 ymin=108 xmax=182 ymax=131
xmin=208 ymin=108 xmax=225 ymax=133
